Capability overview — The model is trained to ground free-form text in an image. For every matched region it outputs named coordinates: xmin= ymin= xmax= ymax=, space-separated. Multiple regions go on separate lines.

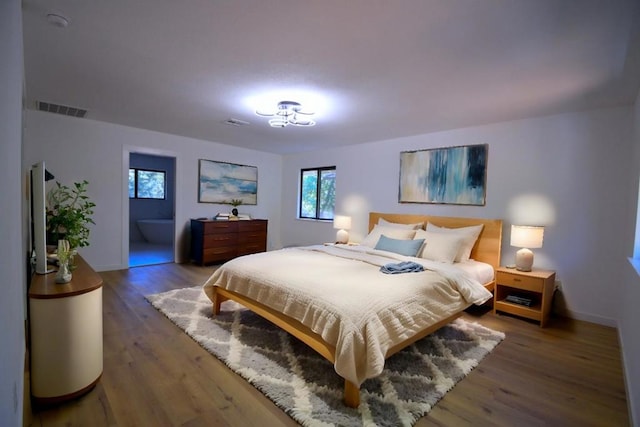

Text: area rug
xmin=146 ymin=286 xmax=505 ymax=427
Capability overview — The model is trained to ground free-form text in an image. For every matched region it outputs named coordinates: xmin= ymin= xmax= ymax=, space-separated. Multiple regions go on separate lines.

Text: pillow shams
xmin=360 ymin=225 xmax=416 ymax=247
xmin=378 ymin=218 xmax=423 ymax=230
xmin=414 ymin=229 xmax=465 ymax=263
xmin=425 ymin=223 xmax=483 ymax=261
xmin=374 ymin=235 xmax=425 ymax=257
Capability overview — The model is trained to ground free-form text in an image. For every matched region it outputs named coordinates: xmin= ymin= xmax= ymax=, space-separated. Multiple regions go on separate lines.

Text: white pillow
xmin=360 ymin=225 xmax=416 ymax=247
xmin=378 ymin=218 xmax=423 ymax=230
xmin=414 ymin=230 xmax=464 ymax=263
xmin=426 ymin=223 xmax=484 ymax=262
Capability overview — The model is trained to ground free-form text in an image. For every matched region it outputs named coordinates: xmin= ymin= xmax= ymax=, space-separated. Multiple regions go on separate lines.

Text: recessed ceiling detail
xmin=37 ymin=101 xmax=87 ymax=118
xmin=256 ymin=101 xmax=315 ymax=128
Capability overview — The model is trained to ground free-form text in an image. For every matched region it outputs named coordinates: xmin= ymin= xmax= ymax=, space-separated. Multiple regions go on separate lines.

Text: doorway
xmin=128 ymin=152 xmax=176 ymax=267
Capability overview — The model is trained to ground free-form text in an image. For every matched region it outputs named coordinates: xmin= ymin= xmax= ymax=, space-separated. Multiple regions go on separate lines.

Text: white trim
xmin=618 ymin=324 xmax=637 ymax=427
xmin=557 ymin=307 xmax=619 ymax=328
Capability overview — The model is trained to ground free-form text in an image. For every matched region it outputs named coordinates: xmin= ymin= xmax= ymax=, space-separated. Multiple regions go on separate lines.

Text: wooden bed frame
xmin=211 ymin=212 xmax=503 ymax=407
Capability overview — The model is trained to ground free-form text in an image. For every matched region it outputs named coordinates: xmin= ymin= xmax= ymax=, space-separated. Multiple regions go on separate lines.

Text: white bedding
xmin=455 ymin=259 xmax=495 ymax=284
xmin=202 ymin=244 xmax=493 ymax=386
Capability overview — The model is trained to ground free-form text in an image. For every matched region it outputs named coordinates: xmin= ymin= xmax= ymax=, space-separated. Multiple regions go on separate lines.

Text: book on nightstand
xmin=505 ymin=294 xmax=533 ymax=306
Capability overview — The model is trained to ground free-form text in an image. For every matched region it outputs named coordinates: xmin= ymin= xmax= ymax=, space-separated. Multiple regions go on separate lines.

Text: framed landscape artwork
xmin=399 ymin=144 xmax=488 ymax=206
xmin=198 ymin=159 xmax=258 ymax=205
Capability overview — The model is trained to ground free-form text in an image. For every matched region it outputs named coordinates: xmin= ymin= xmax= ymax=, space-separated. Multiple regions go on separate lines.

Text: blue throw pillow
xmin=374 ymin=234 xmax=425 ymax=257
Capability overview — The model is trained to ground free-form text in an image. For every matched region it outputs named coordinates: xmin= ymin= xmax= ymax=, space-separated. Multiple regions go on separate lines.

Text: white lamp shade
xmin=510 ymin=225 xmax=544 ymax=249
xmin=333 ymin=215 xmax=352 ymax=230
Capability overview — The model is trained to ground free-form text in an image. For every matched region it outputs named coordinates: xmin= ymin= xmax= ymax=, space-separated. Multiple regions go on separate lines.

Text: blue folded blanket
xmin=380 ymin=261 xmax=424 ymax=274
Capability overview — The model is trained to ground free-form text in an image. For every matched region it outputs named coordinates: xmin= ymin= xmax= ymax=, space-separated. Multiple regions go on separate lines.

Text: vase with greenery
xmin=46 ymin=180 xmax=96 ymax=263
xmin=55 ymin=239 xmax=73 ymax=283
xmin=226 ymin=199 xmax=243 ymax=217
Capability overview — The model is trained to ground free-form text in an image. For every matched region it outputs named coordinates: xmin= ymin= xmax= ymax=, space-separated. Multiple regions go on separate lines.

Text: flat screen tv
xmin=30 ymin=161 xmax=54 ymax=274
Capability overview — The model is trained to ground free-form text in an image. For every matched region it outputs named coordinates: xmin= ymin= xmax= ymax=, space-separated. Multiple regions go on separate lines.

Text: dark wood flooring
xmin=25 ymin=262 xmax=629 ymax=426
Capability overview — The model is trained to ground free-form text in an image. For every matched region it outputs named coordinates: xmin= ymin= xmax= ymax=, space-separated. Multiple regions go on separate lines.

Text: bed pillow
xmin=360 ymin=225 xmax=416 ymax=247
xmin=374 ymin=234 xmax=425 ymax=257
xmin=378 ymin=218 xmax=423 ymax=230
xmin=414 ymin=229 xmax=465 ymax=263
xmin=425 ymin=223 xmax=483 ymax=262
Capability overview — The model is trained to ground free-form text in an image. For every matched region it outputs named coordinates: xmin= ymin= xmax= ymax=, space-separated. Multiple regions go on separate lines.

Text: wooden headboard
xmin=368 ymin=212 xmax=503 ymax=271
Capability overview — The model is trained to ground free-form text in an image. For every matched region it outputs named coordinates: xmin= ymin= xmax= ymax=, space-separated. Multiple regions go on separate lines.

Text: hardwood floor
xmin=26 ymin=262 xmax=629 ymax=426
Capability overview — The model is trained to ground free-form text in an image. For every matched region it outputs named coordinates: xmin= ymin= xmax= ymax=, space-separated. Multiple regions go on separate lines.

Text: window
xmin=299 ymin=166 xmax=336 ymax=220
xmin=129 ymin=168 xmax=166 ymax=199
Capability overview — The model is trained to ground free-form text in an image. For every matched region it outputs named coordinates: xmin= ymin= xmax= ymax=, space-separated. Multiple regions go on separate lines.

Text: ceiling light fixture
xmin=255 ymin=101 xmax=315 ymax=128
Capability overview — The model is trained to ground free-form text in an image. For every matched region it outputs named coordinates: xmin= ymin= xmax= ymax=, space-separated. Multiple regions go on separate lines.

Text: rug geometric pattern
xmin=146 ymin=286 xmax=505 ymax=427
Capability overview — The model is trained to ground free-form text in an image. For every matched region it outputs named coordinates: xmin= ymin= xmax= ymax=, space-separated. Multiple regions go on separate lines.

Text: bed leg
xmin=344 ymin=380 xmax=360 ymax=408
xmin=212 ymin=292 xmax=223 ymax=315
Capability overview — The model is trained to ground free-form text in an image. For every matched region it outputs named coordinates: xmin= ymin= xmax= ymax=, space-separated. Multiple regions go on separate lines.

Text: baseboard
xmin=617 ymin=321 xmax=637 ymax=426
xmin=555 ymin=308 xmax=618 ymax=328
xmin=93 ymin=263 xmax=128 ymax=272
xmin=552 ymin=290 xmax=618 ymax=327
xmin=23 ymin=348 xmax=32 ymax=427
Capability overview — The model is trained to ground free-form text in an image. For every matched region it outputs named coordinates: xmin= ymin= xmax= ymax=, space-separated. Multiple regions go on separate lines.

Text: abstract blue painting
xmin=399 ymin=144 xmax=487 ymax=205
xmin=198 ymin=159 xmax=258 ymax=204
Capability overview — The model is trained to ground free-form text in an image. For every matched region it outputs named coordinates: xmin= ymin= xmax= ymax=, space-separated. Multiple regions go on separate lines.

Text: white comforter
xmin=202 ymin=244 xmax=492 ymax=386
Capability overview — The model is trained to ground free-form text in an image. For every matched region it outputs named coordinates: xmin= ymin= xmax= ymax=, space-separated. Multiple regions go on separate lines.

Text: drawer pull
xmin=513 ymin=278 xmax=521 ymax=282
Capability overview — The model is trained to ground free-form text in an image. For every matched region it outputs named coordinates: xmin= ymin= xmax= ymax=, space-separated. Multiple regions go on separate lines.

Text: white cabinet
xmin=29 ymin=255 xmax=103 ymax=403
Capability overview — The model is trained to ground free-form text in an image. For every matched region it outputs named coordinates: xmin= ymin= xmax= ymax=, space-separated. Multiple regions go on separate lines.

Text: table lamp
xmin=333 ymin=215 xmax=352 ymax=244
xmin=510 ymin=225 xmax=544 ymax=272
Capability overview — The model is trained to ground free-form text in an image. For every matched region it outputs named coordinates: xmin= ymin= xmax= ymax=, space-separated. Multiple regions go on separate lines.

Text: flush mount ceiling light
xmin=255 ymin=101 xmax=315 ymax=128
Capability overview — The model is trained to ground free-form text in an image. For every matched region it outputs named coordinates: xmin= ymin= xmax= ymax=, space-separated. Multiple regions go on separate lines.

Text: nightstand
xmin=494 ymin=267 xmax=556 ymax=327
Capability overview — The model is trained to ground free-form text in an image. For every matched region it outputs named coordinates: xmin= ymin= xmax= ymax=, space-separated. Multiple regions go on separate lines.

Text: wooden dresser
xmin=190 ymin=219 xmax=268 ymax=265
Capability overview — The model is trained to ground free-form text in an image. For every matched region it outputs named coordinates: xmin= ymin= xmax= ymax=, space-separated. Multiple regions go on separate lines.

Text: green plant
xmin=46 ymin=180 xmax=96 ymax=249
xmin=226 ymin=198 xmax=243 ymax=207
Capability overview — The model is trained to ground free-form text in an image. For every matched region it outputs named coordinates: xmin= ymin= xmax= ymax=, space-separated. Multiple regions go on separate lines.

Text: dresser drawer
xmin=238 ymin=231 xmax=267 ymax=244
xmin=203 ymin=221 xmax=238 ymax=234
xmin=203 ymin=248 xmax=237 ymax=263
xmin=237 ymin=242 xmax=266 ymax=256
xmin=204 ymin=233 xmax=236 ymax=247
xmin=497 ymin=271 xmax=543 ymax=292
xmin=238 ymin=220 xmax=267 ymax=233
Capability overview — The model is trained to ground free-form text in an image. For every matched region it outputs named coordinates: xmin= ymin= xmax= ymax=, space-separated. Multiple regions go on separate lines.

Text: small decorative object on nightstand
xmin=494 ymin=267 xmax=556 ymax=327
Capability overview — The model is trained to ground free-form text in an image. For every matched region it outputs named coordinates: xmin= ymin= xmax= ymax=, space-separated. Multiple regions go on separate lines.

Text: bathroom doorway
xmin=128 ymin=152 xmax=176 ymax=267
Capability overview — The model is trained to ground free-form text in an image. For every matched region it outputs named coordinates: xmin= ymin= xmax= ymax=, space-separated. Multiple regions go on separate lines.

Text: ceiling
xmin=22 ymin=0 xmax=640 ymax=155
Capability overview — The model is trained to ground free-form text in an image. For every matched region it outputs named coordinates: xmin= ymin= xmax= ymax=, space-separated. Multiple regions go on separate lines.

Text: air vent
xmin=223 ymin=118 xmax=250 ymax=127
xmin=37 ymin=101 xmax=87 ymax=118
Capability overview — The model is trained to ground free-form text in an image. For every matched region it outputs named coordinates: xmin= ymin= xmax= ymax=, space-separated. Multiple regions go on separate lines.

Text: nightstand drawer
xmin=496 ymin=271 xmax=543 ymax=292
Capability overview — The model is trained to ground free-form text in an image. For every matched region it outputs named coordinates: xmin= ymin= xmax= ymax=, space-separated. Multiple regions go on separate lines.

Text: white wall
xmin=0 ymin=0 xmax=25 ymax=424
xmin=282 ymin=107 xmax=635 ymax=327
xmin=23 ymin=111 xmax=283 ymax=271
xmin=619 ymin=89 xmax=640 ymax=426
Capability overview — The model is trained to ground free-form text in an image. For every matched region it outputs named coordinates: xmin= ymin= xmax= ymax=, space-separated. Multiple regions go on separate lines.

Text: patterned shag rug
xmin=146 ymin=286 xmax=504 ymax=427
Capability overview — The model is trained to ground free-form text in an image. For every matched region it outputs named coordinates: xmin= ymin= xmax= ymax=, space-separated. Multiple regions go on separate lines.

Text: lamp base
xmin=515 ymin=248 xmax=534 ymax=272
xmin=336 ymin=229 xmax=349 ymax=244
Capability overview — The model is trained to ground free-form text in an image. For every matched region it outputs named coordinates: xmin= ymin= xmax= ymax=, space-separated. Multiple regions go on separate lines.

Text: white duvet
xmin=202 ymin=244 xmax=492 ymax=386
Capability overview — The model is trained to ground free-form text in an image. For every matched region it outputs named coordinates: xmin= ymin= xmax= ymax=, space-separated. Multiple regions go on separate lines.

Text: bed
xmin=202 ymin=212 xmax=502 ymax=407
